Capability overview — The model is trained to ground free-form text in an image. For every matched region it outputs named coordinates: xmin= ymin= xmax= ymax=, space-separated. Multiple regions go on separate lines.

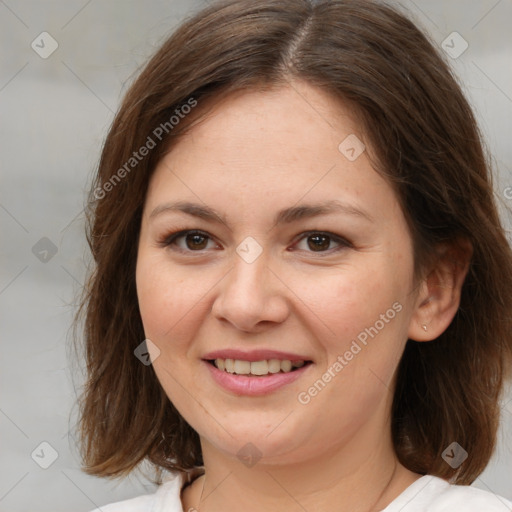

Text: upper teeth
xmin=214 ymin=358 xmax=305 ymax=376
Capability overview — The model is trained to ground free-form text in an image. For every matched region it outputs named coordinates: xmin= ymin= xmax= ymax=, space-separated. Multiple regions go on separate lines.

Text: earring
xmin=422 ymin=324 xmax=428 ymax=332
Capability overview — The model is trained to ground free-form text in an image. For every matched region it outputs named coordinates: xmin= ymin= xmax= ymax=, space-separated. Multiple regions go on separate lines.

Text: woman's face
xmin=136 ymin=82 xmax=420 ymax=466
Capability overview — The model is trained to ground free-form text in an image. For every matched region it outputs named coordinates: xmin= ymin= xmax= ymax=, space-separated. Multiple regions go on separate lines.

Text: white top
xmin=91 ymin=472 xmax=512 ymax=512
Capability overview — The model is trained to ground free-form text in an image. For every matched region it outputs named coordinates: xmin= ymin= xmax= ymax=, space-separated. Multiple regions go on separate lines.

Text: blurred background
xmin=1 ymin=1 xmax=511 ymax=510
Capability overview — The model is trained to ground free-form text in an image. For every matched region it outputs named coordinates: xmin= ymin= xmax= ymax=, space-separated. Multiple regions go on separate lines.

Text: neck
xmin=182 ymin=426 xmax=420 ymax=512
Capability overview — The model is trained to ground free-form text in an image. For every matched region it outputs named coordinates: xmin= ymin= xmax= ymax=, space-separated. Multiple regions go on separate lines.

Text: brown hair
xmin=77 ymin=0 xmax=512 ymax=484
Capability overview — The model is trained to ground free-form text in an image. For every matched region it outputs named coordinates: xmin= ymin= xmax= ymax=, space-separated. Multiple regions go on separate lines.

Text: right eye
xmin=159 ymin=229 xmax=220 ymax=252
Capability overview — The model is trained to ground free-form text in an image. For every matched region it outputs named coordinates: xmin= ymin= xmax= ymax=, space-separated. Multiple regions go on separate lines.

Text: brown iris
xmin=186 ymin=233 xmax=209 ymax=250
xmin=307 ymin=234 xmax=331 ymax=251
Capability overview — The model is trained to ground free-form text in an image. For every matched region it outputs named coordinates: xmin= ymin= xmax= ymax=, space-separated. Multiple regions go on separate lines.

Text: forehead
xmin=145 ymin=82 xmax=399 ymax=225
xmin=176 ymin=82 xmax=362 ymax=159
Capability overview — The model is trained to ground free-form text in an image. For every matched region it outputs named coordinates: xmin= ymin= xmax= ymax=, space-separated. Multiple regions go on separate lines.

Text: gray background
xmin=1 ymin=1 xmax=511 ymax=510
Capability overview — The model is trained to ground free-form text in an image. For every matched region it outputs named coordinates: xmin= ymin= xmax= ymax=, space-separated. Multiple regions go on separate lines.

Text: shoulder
xmin=89 ymin=492 xmax=157 ymax=512
xmin=429 ymin=479 xmax=512 ymax=511
xmin=89 ymin=473 xmax=186 ymax=512
xmin=385 ymin=475 xmax=512 ymax=512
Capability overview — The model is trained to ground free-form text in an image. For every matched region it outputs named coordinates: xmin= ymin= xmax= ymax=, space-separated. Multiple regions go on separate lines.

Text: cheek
xmin=306 ymin=260 xmax=411 ymax=383
xmin=136 ymin=253 xmax=188 ymax=341
xmin=136 ymin=252 xmax=221 ymax=358
xmin=307 ymin=264 xmax=401 ymax=340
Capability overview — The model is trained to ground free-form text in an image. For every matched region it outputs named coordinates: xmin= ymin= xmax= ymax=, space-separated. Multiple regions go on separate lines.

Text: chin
xmin=195 ymin=414 xmax=318 ymax=466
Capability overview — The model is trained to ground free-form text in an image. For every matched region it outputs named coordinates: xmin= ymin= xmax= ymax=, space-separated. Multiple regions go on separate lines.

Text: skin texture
xmin=136 ymin=81 xmax=469 ymax=512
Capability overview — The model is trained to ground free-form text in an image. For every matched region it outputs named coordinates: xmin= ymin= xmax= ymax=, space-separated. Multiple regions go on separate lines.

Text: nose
xmin=211 ymin=250 xmax=290 ymax=333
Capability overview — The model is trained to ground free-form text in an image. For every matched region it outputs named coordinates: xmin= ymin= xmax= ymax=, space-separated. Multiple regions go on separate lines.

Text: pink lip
xmin=202 ymin=349 xmax=311 ymax=363
xmin=203 ymin=360 xmax=312 ymax=396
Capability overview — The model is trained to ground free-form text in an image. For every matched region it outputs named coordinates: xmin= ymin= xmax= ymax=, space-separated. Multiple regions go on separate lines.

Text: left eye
xmin=294 ymin=232 xmax=349 ymax=253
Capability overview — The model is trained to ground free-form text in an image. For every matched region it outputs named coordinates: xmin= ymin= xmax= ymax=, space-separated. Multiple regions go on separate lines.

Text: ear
xmin=408 ymin=238 xmax=472 ymax=342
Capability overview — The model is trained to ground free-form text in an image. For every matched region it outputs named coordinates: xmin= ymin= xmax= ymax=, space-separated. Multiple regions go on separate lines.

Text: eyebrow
xmin=149 ymin=199 xmax=374 ymax=226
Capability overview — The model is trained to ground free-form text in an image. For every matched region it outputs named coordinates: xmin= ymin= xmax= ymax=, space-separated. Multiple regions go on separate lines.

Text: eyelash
xmin=158 ymin=229 xmax=352 ymax=256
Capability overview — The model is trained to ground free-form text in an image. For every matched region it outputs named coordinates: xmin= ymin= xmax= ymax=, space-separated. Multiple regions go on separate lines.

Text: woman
xmin=78 ymin=0 xmax=512 ymax=510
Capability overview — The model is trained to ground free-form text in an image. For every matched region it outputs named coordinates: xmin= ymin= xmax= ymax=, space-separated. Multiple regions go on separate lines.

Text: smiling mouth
xmin=207 ymin=358 xmax=312 ymax=377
